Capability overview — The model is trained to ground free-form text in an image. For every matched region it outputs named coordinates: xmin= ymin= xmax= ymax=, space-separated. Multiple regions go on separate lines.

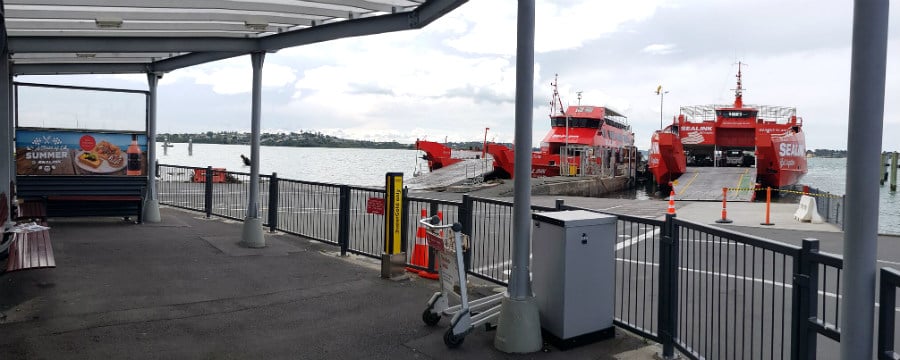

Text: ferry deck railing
xmin=157 ymin=163 xmax=900 ymax=360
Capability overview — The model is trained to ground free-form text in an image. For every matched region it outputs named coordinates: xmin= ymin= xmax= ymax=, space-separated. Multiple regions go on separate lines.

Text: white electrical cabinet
xmin=532 ymin=210 xmax=617 ymax=349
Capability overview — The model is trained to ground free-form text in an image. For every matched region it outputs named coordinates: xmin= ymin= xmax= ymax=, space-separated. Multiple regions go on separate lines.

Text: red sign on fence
xmin=366 ymin=197 xmax=385 ymax=215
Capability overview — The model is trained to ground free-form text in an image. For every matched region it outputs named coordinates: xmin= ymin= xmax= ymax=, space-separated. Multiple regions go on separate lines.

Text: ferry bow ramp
xmin=405 ymin=158 xmax=494 ymax=190
xmin=673 ymin=167 xmax=755 ymax=201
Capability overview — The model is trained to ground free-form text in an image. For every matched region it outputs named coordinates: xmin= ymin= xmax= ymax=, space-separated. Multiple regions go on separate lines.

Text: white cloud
xmin=642 ymin=43 xmax=677 ymax=55
xmin=162 ymin=58 xmax=297 ymax=95
xmin=445 ymin=0 xmax=663 ymax=55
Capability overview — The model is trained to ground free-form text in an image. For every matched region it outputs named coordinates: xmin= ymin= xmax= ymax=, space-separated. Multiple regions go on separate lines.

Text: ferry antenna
xmin=732 ymin=61 xmax=747 ymax=108
xmin=550 ymin=74 xmax=566 ymax=116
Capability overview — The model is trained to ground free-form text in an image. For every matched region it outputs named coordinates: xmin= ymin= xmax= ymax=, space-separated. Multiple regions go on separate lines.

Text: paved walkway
xmin=1 ymin=207 xmax=656 ymax=359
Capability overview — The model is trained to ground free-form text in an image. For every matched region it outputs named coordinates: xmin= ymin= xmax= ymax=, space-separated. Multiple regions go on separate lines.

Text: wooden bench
xmin=17 ymin=198 xmax=47 ymax=222
xmin=16 ymin=176 xmax=146 ymax=223
xmin=4 ymin=224 xmax=55 ymax=273
xmin=1 ymin=192 xmax=55 ymax=273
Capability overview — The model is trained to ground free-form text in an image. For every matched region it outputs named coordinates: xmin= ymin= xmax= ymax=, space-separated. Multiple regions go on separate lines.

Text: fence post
xmin=338 ymin=185 xmax=350 ymax=257
xmin=791 ymin=238 xmax=820 ymax=360
xmin=878 ymin=268 xmax=897 ymax=359
xmin=401 ymin=187 xmax=409 ymax=255
xmin=204 ymin=166 xmax=213 ymax=218
xmin=657 ymin=213 xmax=678 ymax=359
xmin=460 ymin=194 xmax=473 ymax=271
xmin=267 ymin=172 xmax=279 ymax=232
xmin=426 ymin=202 xmax=440 ymax=275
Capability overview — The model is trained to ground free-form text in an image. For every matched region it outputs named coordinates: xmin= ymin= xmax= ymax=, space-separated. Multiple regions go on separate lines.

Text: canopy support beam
xmin=240 ymin=51 xmax=266 ymax=248
xmin=143 ymin=72 xmax=162 ymax=223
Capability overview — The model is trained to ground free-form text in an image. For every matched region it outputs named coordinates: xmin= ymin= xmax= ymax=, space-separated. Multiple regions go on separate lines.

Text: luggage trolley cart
xmin=419 ymin=216 xmax=504 ymax=348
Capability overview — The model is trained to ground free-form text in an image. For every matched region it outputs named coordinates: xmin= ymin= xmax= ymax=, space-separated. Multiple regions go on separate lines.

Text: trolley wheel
xmin=422 ymin=309 xmax=441 ymax=326
xmin=443 ymin=328 xmax=465 ymax=348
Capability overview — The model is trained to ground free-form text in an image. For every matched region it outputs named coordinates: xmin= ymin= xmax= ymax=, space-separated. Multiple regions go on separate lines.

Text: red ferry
xmin=415 ymin=139 xmax=461 ymax=171
xmin=486 ymin=75 xmax=637 ymax=178
xmin=649 ymin=64 xmax=807 ymax=189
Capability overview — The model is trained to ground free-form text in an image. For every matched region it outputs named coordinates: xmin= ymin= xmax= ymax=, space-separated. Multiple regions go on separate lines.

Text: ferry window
xmin=717 ymin=110 xmax=756 ymax=118
xmin=552 ymin=117 xmax=599 ymax=128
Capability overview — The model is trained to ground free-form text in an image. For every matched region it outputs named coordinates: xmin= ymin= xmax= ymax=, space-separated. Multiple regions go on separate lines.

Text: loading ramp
xmin=405 ymin=158 xmax=494 ymax=190
xmin=672 ymin=167 xmax=755 ymax=202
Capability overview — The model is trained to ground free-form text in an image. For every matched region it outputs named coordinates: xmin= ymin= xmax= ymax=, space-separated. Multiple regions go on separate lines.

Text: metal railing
xmin=158 ymin=163 xmax=875 ymax=360
xmin=783 ymin=184 xmax=845 ymax=229
xmin=673 ymin=218 xmax=800 ymax=360
xmin=802 ymin=185 xmax=845 ymax=230
xmin=878 ymin=267 xmax=900 ymax=359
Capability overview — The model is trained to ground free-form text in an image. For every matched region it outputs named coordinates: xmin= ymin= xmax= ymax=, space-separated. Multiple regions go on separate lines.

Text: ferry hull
xmin=757 ymin=130 xmax=807 ymax=188
xmin=415 ymin=140 xmax=462 ymax=171
xmin=648 ymin=131 xmax=686 ymax=185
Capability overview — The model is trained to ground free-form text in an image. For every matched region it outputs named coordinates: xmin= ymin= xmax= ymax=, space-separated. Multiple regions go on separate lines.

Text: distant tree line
xmin=810 ymin=149 xmax=847 ymax=158
xmin=157 ymin=132 xmax=515 ymax=151
xmin=158 ymin=131 xmax=411 ymax=150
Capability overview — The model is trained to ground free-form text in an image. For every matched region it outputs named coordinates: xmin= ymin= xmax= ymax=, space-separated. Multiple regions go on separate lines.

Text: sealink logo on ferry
xmin=778 ymin=143 xmax=805 ymax=157
xmin=681 ymin=125 xmax=713 ymax=132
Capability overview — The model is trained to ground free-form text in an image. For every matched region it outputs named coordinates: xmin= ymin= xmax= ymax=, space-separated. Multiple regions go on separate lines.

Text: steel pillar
xmin=0 ymin=27 xmax=11 ymax=230
xmin=841 ymin=0 xmax=889 ymax=358
xmin=493 ymin=0 xmax=542 ymax=353
xmin=241 ymin=52 xmax=266 ymax=248
xmin=143 ymin=73 xmax=162 ymax=222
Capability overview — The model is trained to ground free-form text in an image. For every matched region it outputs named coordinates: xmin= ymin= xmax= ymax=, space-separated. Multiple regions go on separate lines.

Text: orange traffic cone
xmin=419 ymin=210 xmax=442 ymax=280
xmin=667 ymin=189 xmax=676 ymax=215
xmin=407 ymin=209 xmax=429 ymax=274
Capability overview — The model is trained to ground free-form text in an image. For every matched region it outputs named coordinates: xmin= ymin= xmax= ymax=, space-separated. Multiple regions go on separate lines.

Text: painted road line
xmin=678 ymin=171 xmax=701 ymax=196
xmin=616 ymin=258 xmax=839 ymax=300
xmin=616 ymin=229 xmax=661 ymax=251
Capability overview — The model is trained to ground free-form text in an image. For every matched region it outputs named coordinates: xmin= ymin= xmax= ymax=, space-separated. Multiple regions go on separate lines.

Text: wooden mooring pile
xmin=882 ymin=151 xmax=900 ymax=192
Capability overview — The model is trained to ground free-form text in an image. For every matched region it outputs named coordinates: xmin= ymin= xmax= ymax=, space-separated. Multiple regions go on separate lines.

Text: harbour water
xmin=156 ymin=143 xmax=422 ymax=187
xmin=156 ymin=143 xmax=899 ymax=235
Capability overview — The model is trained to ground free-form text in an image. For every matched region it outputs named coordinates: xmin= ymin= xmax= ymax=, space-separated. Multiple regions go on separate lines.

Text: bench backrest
xmin=16 ymin=176 xmax=147 ymax=198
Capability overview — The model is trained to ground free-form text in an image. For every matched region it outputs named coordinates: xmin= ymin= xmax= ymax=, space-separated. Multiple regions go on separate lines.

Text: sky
xmin=16 ymin=0 xmax=900 ymax=151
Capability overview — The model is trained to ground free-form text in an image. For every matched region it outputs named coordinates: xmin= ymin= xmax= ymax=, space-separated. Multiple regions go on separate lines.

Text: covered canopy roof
xmin=3 ymin=0 xmax=466 ymax=75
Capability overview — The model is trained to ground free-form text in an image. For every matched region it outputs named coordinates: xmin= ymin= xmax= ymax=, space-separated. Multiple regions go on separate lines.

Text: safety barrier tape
xmin=774 ymin=189 xmax=844 ymax=198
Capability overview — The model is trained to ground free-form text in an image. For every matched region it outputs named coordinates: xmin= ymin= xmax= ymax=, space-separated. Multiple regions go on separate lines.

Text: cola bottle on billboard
xmin=126 ymin=134 xmax=141 ymax=175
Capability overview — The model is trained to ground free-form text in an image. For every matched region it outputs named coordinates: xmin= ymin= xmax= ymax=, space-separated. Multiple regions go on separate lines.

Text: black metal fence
xmin=157 ymin=163 xmax=900 ymax=360
xmin=879 ymin=268 xmax=900 ymax=359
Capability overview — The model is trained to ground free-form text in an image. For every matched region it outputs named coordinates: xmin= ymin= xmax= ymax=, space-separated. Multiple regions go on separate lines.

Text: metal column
xmin=241 ymin=52 xmax=266 ymax=248
xmin=0 ymin=26 xmax=11 ymax=229
xmin=493 ymin=0 xmax=542 ymax=353
xmin=841 ymin=0 xmax=889 ymax=358
xmin=143 ymin=73 xmax=162 ymax=222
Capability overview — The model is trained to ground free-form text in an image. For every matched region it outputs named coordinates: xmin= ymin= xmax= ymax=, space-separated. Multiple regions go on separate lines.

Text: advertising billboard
xmin=16 ymin=129 xmax=148 ymax=176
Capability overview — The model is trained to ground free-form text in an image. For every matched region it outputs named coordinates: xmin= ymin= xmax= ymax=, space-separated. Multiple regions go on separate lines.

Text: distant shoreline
xmin=156 ymin=132 xmax=510 ymax=152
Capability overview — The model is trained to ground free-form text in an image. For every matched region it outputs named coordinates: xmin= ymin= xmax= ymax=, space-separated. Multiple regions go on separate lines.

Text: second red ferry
xmin=648 ymin=63 xmax=807 ymax=190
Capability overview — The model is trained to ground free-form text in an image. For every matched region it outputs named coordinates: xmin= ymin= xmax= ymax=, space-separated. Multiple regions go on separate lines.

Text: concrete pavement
xmin=1 ymin=207 xmax=656 ymax=360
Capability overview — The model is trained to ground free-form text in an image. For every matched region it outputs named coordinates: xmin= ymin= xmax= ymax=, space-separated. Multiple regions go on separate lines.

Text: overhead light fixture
xmin=244 ymin=20 xmax=268 ymax=31
xmin=95 ymin=17 xmax=123 ymax=29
